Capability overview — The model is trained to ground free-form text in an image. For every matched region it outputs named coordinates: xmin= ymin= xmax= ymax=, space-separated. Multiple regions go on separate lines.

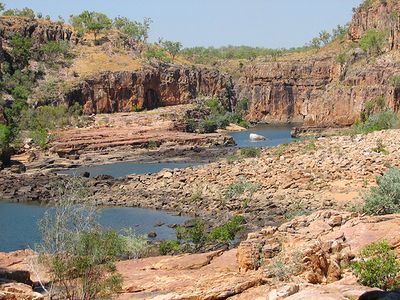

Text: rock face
xmin=235 ymin=51 xmax=400 ymax=126
xmin=237 ymin=210 xmax=400 ymax=285
xmin=235 ymin=0 xmax=400 ymax=127
xmin=349 ymin=0 xmax=400 ymax=50
xmin=66 ymin=64 xmax=236 ymax=114
xmin=0 ymin=16 xmax=78 ymax=48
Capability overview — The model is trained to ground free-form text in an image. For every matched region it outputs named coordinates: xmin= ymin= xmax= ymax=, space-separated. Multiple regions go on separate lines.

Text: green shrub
xmin=240 ymin=147 xmax=261 ymax=158
xmin=29 ymin=128 xmax=49 ymax=150
xmin=38 ymin=179 xmax=124 ymax=300
xmin=159 ymin=240 xmax=180 ymax=255
xmin=2 ymin=7 xmax=35 ymax=18
xmin=119 ymin=229 xmax=149 ymax=259
xmin=351 ymin=240 xmax=400 ymax=290
xmin=207 ymin=216 xmax=245 ymax=242
xmin=175 ymin=219 xmax=206 ymax=246
xmin=363 ymin=168 xmax=400 ymax=215
xmin=372 ymin=138 xmax=388 ymax=154
xmin=360 ymin=97 xmax=387 ymax=122
xmin=336 ymin=52 xmax=348 ymax=66
xmin=236 ymin=98 xmax=249 ymax=113
xmin=145 ymin=45 xmax=171 ymax=62
xmin=359 ymin=29 xmax=386 ymax=56
xmin=9 ymin=34 xmax=33 ymax=69
xmin=0 ymin=124 xmax=11 ymax=163
xmin=224 ymin=178 xmax=261 ymax=200
xmin=198 ymin=119 xmax=218 ymax=133
xmin=266 ymin=251 xmax=304 ymax=281
xmin=39 ymin=41 xmax=71 ymax=62
xmin=389 ymin=75 xmax=400 ymax=89
xmin=353 ymin=110 xmax=399 ymax=134
xmin=206 ymin=98 xmax=224 ymax=114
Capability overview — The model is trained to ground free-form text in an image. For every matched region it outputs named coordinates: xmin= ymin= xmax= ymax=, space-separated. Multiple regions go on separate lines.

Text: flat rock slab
xmin=116 ymin=249 xmax=264 ymax=300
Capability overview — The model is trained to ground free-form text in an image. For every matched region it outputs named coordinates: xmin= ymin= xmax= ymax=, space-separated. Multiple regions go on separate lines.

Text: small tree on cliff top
xmin=162 ymin=40 xmax=183 ymax=62
xmin=70 ymin=11 xmax=112 ymax=42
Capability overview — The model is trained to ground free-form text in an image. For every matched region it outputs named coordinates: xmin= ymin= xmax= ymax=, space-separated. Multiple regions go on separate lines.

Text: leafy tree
xmin=70 ymin=11 xmax=112 ymax=42
xmin=2 ymin=7 xmax=35 ymax=19
xmin=0 ymin=124 xmax=11 ymax=163
xmin=0 ymin=2 xmax=5 ymax=12
xmin=359 ymin=29 xmax=386 ymax=56
xmin=39 ymin=41 xmax=70 ymax=61
xmin=113 ymin=16 xmax=152 ymax=42
xmin=318 ymin=30 xmax=332 ymax=46
xmin=9 ymin=34 xmax=33 ymax=69
xmin=332 ymin=24 xmax=348 ymax=40
xmin=162 ymin=40 xmax=182 ymax=62
xmin=145 ymin=45 xmax=171 ymax=62
xmin=309 ymin=37 xmax=322 ymax=48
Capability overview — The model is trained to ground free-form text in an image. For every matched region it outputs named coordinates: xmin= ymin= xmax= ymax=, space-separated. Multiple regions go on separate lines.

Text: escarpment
xmin=234 ymin=0 xmax=400 ymax=127
xmin=0 ymin=16 xmax=77 ymax=47
xmin=66 ymin=64 xmax=236 ymax=114
xmin=349 ymin=0 xmax=400 ymax=50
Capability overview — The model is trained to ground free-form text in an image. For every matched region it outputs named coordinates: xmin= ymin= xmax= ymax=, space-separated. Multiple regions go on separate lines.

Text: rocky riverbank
xmin=1 ymin=210 xmax=398 ymax=299
xmin=1 ymin=128 xmax=399 ymax=227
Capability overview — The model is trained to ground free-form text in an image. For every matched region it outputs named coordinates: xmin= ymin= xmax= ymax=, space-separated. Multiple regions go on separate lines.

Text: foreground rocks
xmin=1 ymin=211 xmax=398 ymax=299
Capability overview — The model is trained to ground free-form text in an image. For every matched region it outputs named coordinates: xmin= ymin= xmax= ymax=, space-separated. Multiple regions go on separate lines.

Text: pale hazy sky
xmin=2 ymin=0 xmax=363 ymax=48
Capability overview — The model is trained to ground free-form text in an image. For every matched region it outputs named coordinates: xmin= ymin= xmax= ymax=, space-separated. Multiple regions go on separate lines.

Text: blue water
xmin=58 ymin=162 xmax=200 ymax=178
xmin=228 ymin=124 xmax=293 ymax=148
xmin=0 ymin=202 xmax=188 ymax=252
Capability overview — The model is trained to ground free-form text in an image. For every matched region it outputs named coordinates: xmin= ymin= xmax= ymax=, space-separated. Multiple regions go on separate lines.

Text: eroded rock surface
xmin=66 ymin=64 xmax=235 ymax=114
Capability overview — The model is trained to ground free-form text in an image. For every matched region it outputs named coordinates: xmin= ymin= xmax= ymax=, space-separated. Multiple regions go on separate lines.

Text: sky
xmin=2 ymin=0 xmax=363 ymax=48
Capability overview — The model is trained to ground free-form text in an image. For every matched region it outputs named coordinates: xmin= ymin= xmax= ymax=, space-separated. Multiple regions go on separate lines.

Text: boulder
xmin=249 ymin=133 xmax=266 ymax=141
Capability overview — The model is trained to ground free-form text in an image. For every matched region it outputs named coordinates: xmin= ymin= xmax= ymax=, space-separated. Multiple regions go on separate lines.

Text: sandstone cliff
xmin=0 ymin=16 xmax=77 ymax=47
xmin=349 ymin=0 xmax=400 ymax=50
xmin=235 ymin=0 xmax=400 ymax=126
xmin=66 ymin=64 xmax=236 ymax=114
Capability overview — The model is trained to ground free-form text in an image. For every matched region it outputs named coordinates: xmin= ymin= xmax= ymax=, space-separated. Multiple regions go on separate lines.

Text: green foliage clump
xmin=362 ymin=168 xmax=400 ymax=215
xmin=145 ymin=45 xmax=171 ymax=62
xmin=176 ymin=219 xmax=206 ymax=247
xmin=224 ymin=178 xmax=261 ymax=200
xmin=118 ymin=229 xmax=149 ymax=259
xmin=2 ymin=7 xmax=35 ymax=19
xmin=198 ymin=119 xmax=218 ymax=133
xmin=389 ymin=75 xmax=400 ymax=89
xmin=353 ymin=110 xmax=399 ymax=134
xmin=9 ymin=34 xmax=33 ymax=69
xmin=113 ymin=16 xmax=152 ymax=42
xmin=159 ymin=240 xmax=180 ymax=255
xmin=70 ymin=11 xmax=112 ymax=41
xmin=360 ymin=97 xmax=386 ymax=122
xmin=372 ymin=138 xmax=388 ymax=154
xmin=351 ymin=240 xmax=400 ymax=290
xmin=336 ymin=52 xmax=348 ymax=66
xmin=162 ymin=40 xmax=183 ymax=62
xmin=38 ymin=179 xmax=126 ymax=300
xmin=0 ymin=124 xmax=11 ymax=163
xmin=359 ymin=29 xmax=386 ymax=56
xmin=240 ymin=147 xmax=261 ymax=158
xmin=207 ymin=216 xmax=245 ymax=242
xmin=39 ymin=41 xmax=71 ymax=62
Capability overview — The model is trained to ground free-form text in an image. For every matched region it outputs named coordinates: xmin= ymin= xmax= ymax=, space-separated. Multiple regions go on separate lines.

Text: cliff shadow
xmin=144 ymin=89 xmax=161 ymax=109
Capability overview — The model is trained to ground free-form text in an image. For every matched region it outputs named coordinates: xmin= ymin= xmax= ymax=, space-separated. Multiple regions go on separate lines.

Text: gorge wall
xmin=235 ymin=0 xmax=400 ymax=126
xmin=65 ymin=64 xmax=236 ymax=113
xmin=0 ymin=16 xmax=77 ymax=47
